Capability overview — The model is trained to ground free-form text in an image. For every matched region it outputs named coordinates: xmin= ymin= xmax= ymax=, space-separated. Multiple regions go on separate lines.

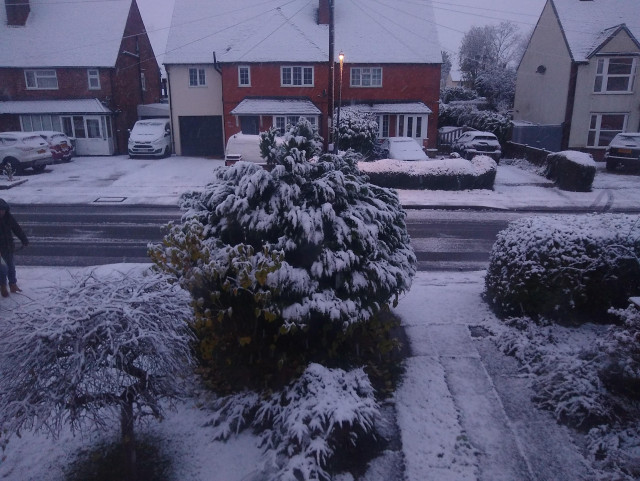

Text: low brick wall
xmin=504 ymin=141 xmax=551 ymax=166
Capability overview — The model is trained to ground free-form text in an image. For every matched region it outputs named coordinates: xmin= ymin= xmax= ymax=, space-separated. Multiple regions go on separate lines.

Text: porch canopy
xmin=350 ymin=102 xmax=432 ymax=115
xmin=231 ymin=98 xmax=321 ymax=116
xmin=0 ymin=99 xmax=112 ymax=115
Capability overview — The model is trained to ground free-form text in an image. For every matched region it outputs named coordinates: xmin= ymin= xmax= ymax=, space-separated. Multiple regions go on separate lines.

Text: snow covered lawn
xmin=2 ymin=266 xmax=635 ymax=480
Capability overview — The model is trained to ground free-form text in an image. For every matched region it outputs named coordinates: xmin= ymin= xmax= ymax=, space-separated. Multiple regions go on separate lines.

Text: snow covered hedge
xmin=543 ymin=150 xmax=596 ymax=192
xmin=335 ymin=108 xmax=380 ymax=159
xmin=151 ymin=121 xmax=416 ymax=392
xmin=359 ymin=155 xmax=497 ymax=190
xmin=485 ymin=214 xmax=640 ymax=322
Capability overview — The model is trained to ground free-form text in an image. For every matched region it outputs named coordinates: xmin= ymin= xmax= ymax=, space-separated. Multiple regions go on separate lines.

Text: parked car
xmin=0 ymin=131 xmax=53 ymax=173
xmin=381 ymin=137 xmax=428 ymax=161
xmin=604 ymin=132 xmax=640 ymax=171
xmin=128 ymin=120 xmax=172 ymax=158
xmin=34 ymin=130 xmax=74 ymax=162
xmin=224 ymin=133 xmax=262 ymax=165
xmin=452 ymin=131 xmax=502 ymax=162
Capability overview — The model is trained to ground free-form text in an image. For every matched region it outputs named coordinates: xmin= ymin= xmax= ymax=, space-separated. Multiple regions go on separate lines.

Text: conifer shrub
xmin=543 ymin=150 xmax=596 ymax=192
xmin=150 ymin=120 xmax=416 ymax=393
xmin=335 ymin=108 xmax=379 ymax=159
xmin=485 ymin=214 xmax=640 ymax=323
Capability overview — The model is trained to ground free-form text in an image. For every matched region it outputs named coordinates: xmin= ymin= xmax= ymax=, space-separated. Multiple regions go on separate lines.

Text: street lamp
xmin=335 ymin=51 xmax=344 ymax=152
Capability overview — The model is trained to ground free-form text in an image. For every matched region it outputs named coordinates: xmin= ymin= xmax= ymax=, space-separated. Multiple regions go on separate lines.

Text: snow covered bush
xmin=359 ymin=155 xmax=497 ymax=190
xmin=543 ymin=150 xmax=596 ymax=192
xmin=260 ymin=127 xmax=280 ymax=165
xmin=0 ymin=267 xmax=194 ymax=481
xmin=206 ymin=363 xmax=381 ymax=481
xmin=438 ymin=102 xmax=511 ymax=143
xmin=599 ymin=305 xmax=640 ymax=400
xmin=485 ymin=214 xmax=640 ymax=322
xmin=150 ymin=137 xmax=416 ymax=392
xmin=440 ymin=86 xmax=479 ymax=103
xmin=335 ymin=108 xmax=379 ymax=159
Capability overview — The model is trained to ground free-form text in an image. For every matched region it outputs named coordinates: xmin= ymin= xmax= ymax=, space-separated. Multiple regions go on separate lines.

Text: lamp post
xmin=335 ymin=51 xmax=344 ymax=152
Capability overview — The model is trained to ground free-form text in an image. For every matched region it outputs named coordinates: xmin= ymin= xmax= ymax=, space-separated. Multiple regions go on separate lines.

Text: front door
xmin=240 ymin=116 xmax=260 ymax=135
xmin=63 ymin=115 xmax=114 ymax=156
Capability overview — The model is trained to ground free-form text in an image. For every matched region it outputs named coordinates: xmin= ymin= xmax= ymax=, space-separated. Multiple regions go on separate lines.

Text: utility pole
xmin=327 ymin=0 xmax=335 ymax=152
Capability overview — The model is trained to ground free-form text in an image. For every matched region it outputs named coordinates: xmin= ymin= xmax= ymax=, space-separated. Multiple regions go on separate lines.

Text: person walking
xmin=0 ymin=198 xmax=28 ymax=297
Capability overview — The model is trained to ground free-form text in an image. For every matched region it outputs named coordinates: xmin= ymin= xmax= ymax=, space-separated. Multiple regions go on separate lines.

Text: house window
xmin=397 ymin=115 xmax=426 ymax=138
xmin=88 ymin=69 xmax=101 ymax=90
xmin=587 ymin=113 xmax=627 ymax=147
xmin=141 ymin=72 xmax=146 ymax=91
xmin=188 ymin=67 xmax=206 ymax=87
xmin=281 ymin=66 xmax=313 ymax=86
xmin=24 ymin=69 xmax=58 ymax=90
xmin=350 ymin=67 xmax=382 ymax=87
xmin=378 ymin=115 xmax=389 ymax=137
xmin=594 ymin=57 xmax=637 ymax=93
xmin=274 ymin=115 xmax=316 ymax=134
xmin=238 ymin=66 xmax=251 ymax=86
xmin=20 ymin=114 xmax=60 ymax=132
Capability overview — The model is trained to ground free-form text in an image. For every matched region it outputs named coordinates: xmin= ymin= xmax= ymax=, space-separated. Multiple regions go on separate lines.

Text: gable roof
xmin=164 ymin=0 xmax=441 ymax=65
xmin=0 ymin=0 xmax=133 ymax=68
xmin=551 ymin=0 xmax=640 ymax=62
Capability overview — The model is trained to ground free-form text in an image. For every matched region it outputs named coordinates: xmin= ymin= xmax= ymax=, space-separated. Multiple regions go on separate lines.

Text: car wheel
xmin=606 ymin=160 xmax=617 ymax=171
xmin=163 ymin=146 xmax=170 ymax=158
xmin=465 ymin=151 xmax=473 ymax=160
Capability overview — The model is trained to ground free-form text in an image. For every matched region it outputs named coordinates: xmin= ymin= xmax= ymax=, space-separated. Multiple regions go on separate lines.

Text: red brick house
xmin=0 ymin=0 xmax=161 ymax=155
xmin=164 ymin=0 xmax=441 ymax=157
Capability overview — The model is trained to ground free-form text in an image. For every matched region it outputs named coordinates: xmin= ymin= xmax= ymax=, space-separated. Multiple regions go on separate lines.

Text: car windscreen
xmin=615 ymin=135 xmax=640 ymax=147
xmin=473 ymin=136 xmax=496 ymax=141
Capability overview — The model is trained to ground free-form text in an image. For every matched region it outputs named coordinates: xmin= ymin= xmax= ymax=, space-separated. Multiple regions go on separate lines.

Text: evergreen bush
xmin=335 ymin=108 xmax=379 ymax=159
xmin=543 ymin=150 xmax=596 ymax=192
xmin=439 ymin=102 xmax=511 ymax=143
xmin=485 ymin=214 xmax=640 ymax=322
xmin=151 ymin=121 xmax=416 ymax=392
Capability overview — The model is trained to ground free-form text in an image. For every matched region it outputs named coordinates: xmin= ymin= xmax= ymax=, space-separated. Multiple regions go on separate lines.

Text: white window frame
xmin=24 ymin=69 xmax=58 ymax=90
xmin=397 ymin=114 xmax=427 ymax=139
xmin=587 ymin=113 xmax=628 ymax=147
xmin=273 ymin=115 xmax=317 ymax=134
xmin=377 ymin=114 xmax=389 ymax=138
xmin=280 ymin=66 xmax=314 ymax=87
xmin=87 ymin=69 xmax=101 ymax=90
xmin=350 ymin=67 xmax=382 ymax=87
xmin=188 ymin=67 xmax=206 ymax=87
xmin=594 ymin=57 xmax=637 ymax=93
xmin=238 ymin=65 xmax=251 ymax=87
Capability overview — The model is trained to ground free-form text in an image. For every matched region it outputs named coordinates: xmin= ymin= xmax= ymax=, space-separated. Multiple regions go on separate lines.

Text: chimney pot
xmin=5 ymin=0 xmax=30 ymax=26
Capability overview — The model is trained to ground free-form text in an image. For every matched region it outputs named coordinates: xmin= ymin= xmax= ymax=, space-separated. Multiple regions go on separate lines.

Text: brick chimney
xmin=5 ymin=0 xmax=30 ymax=26
xmin=318 ymin=0 xmax=330 ymax=25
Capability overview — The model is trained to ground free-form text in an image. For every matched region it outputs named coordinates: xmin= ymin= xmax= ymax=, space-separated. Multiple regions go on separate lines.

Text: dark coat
xmin=0 ymin=199 xmax=28 ymax=256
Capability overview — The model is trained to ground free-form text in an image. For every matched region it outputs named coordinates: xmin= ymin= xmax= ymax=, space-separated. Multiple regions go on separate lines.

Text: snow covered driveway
xmin=393 ymin=271 xmax=593 ymax=481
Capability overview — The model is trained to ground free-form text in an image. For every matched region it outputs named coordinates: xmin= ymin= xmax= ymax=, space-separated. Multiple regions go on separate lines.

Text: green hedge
xmin=543 ymin=150 xmax=596 ymax=192
xmin=485 ymin=214 xmax=640 ymax=323
xmin=359 ymin=155 xmax=497 ymax=190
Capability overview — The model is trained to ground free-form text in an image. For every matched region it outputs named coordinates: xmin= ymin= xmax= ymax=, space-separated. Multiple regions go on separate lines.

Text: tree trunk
xmin=121 ymin=397 xmax=137 ymax=481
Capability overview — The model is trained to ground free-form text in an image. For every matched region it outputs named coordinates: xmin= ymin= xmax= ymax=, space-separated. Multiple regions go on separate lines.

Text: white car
xmin=451 ymin=131 xmax=502 ymax=162
xmin=0 ymin=131 xmax=53 ymax=173
xmin=128 ymin=120 xmax=172 ymax=158
xmin=381 ymin=137 xmax=428 ymax=161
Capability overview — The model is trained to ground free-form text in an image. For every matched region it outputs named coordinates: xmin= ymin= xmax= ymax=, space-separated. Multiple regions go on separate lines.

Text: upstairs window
xmin=594 ymin=57 xmax=637 ymax=93
xmin=87 ymin=69 xmax=101 ymax=90
xmin=281 ymin=66 xmax=313 ymax=86
xmin=25 ymin=69 xmax=58 ymax=90
xmin=238 ymin=66 xmax=251 ymax=86
xmin=189 ymin=67 xmax=206 ymax=87
xmin=350 ymin=67 xmax=382 ymax=87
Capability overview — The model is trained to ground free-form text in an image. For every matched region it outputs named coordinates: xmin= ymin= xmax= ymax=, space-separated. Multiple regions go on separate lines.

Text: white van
xmin=224 ymin=133 xmax=262 ymax=165
xmin=128 ymin=120 xmax=171 ymax=158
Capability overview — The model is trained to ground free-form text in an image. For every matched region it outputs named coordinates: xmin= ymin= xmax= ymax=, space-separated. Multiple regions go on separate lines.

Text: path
xmin=393 ymin=271 xmax=593 ymax=481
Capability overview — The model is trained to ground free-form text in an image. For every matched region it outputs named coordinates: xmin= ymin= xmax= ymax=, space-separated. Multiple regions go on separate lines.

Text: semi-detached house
xmin=513 ymin=0 xmax=640 ymax=158
xmin=164 ymin=0 xmax=442 ymax=157
xmin=0 ymin=0 xmax=161 ymax=156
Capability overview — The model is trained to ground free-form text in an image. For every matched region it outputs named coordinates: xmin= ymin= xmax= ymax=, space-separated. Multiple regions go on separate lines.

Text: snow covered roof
xmin=164 ymin=0 xmax=441 ymax=65
xmin=230 ymin=99 xmax=322 ymax=116
xmin=348 ymin=102 xmax=432 ymax=115
xmin=0 ymin=99 xmax=112 ymax=114
xmin=0 ymin=0 xmax=132 ymax=68
xmin=137 ymin=103 xmax=170 ymax=118
xmin=551 ymin=0 xmax=640 ymax=62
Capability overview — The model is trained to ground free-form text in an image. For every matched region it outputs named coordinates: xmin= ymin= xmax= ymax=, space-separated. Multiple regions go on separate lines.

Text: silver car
xmin=452 ymin=131 xmax=502 ymax=162
xmin=0 ymin=131 xmax=54 ymax=173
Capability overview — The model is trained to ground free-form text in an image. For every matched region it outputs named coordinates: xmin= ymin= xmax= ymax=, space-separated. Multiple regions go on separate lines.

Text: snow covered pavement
xmin=394 ymin=271 xmax=593 ymax=481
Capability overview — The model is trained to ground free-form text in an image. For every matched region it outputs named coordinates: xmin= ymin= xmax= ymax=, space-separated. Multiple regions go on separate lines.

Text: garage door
xmin=179 ymin=116 xmax=223 ymax=157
